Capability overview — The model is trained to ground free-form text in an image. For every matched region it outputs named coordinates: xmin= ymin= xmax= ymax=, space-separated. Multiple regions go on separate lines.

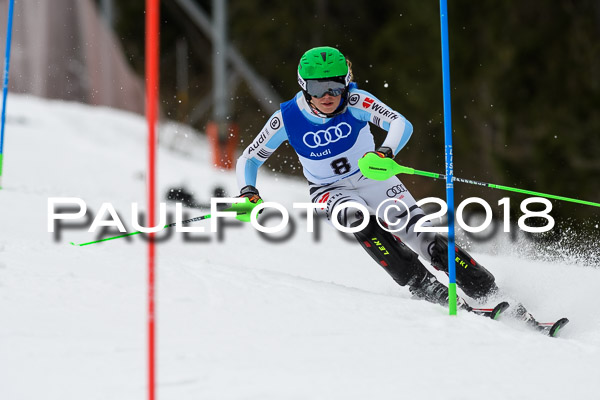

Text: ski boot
xmin=429 ymin=234 xmax=498 ymax=300
xmin=409 ymin=271 xmax=472 ymax=311
xmin=511 ymin=303 xmax=539 ymax=326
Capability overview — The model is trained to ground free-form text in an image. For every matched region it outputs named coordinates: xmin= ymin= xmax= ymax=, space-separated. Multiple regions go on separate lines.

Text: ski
xmin=461 ymin=299 xmax=569 ymax=337
xmin=470 ymin=301 xmax=510 ymax=320
xmin=534 ymin=318 xmax=570 ymax=338
xmin=513 ymin=303 xmax=569 ymax=337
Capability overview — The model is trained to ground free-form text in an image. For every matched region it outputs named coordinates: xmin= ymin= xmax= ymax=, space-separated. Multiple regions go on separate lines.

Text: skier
xmin=235 ymin=46 xmax=498 ymax=310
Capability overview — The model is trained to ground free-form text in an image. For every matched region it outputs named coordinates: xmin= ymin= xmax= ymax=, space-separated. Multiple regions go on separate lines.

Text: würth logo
xmin=363 ymin=97 xmax=374 ymax=108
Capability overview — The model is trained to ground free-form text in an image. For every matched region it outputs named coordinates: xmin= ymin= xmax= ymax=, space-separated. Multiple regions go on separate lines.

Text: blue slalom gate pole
xmin=439 ymin=0 xmax=457 ymax=315
xmin=1 ymin=0 xmax=16 ymax=189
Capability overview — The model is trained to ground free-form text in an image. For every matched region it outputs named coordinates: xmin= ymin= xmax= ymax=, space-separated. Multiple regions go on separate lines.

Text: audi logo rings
xmin=386 ymin=184 xmax=408 ymax=198
xmin=302 ymin=122 xmax=352 ymax=148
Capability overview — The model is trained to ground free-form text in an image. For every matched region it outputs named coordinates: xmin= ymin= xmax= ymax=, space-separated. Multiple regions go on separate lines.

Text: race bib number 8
xmin=330 ymin=157 xmax=351 ymax=175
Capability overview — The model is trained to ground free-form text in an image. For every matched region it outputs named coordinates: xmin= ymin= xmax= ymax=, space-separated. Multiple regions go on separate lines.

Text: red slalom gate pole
xmin=145 ymin=0 xmax=159 ymax=399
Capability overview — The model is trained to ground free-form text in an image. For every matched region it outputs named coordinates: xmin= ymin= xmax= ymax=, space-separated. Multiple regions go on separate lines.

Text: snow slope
xmin=0 ymin=94 xmax=599 ymax=400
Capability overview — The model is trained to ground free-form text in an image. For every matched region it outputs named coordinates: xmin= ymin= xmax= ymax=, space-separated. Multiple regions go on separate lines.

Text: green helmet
xmin=298 ymin=46 xmax=349 ymax=81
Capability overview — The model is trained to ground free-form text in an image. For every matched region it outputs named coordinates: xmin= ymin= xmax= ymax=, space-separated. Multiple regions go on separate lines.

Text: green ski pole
xmin=358 ymin=153 xmax=600 ymax=209
xmin=70 ymin=198 xmax=262 ymax=246
xmin=70 ymin=213 xmax=213 ymax=246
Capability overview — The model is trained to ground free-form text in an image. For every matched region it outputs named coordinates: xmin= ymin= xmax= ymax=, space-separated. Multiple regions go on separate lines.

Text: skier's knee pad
xmin=429 ymin=234 xmax=497 ymax=299
xmin=352 ymin=216 xmax=427 ymax=287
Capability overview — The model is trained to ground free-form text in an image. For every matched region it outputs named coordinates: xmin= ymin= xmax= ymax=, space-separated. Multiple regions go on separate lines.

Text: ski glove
xmin=365 ymin=146 xmax=394 ymax=159
xmin=238 ymin=185 xmax=262 ymax=204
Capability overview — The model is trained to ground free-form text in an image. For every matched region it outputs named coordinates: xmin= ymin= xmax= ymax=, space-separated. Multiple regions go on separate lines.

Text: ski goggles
xmin=304 ymin=79 xmax=347 ymax=98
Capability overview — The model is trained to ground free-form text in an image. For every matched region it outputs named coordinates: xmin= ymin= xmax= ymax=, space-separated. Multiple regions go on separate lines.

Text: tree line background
xmin=107 ymin=0 xmax=599 ymax=240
